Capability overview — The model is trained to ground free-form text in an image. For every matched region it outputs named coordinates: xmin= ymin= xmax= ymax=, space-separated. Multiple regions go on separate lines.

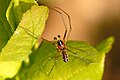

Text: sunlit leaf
xmin=0 ymin=5 xmax=48 ymax=78
xmin=6 ymin=0 xmax=37 ymax=31
xmin=95 ymin=36 xmax=114 ymax=54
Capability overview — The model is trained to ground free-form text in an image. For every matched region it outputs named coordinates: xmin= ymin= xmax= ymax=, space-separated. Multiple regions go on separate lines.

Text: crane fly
xmin=32 ymin=7 xmax=77 ymax=76
xmin=40 ymin=7 xmax=72 ymax=63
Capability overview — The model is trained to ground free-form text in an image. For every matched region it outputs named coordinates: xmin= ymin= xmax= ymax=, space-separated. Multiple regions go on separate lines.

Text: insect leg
xmin=47 ymin=58 xmax=57 ymax=76
xmin=67 ymin=48 xmax=91 ymax=64
xmin=47 ymin=49 xmax=62 ymax=76
xmin=40 ymin=57 xmax=57 ymax=77
xmin=54 ymin=7 xmax=72 ymax=41
xmin=35 ymin=1 xmax=72 ymax=40
xmin=46 ymin=50 xmax=60 ymax=76
xmin=49 ymin=7 xmax=69 ymax=41
xmin=19 ymin=26 xmax=39 ymax=39
xmin=41 ymin=37 xmax=55 ymax=45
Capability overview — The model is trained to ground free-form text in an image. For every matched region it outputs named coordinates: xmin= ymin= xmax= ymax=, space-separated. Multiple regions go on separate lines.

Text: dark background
xmin=39 ymin=0 xmax=120 ymax=80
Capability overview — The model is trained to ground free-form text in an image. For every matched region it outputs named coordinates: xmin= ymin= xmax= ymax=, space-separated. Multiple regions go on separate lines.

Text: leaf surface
xmin=0 ymin=0 xmax=12 ymax=52
xmin=6 ymin=0 xmax=37 ymax=31
xmin=95 ymin=36 xmax=114 ymax=54
xmin=17 ymin=39 xmax=112 ymax=80
xmin=0 ymin=5 xmax=48 ymax=78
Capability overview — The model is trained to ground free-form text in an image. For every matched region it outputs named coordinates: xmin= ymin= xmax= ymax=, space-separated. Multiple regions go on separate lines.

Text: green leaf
xmin=0 ymin=5 xmax=48 ymax=61
xmin=17 ymin=40 xmax=105 ymax=80
xmin=6 ymin=0 xmax=37 ymax=31
xmin=0 ymin=0 xmax=12 ymax=52
xmin=0 ymin=5 xmax=48 ymax=79
xmin=95 ymin=36 xmax=115 ymax=54
xmin=0 ymin=62 xmax=22 ymax=79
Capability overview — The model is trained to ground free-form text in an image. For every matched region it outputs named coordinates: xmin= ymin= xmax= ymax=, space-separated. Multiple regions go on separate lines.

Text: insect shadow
xmin=19 ymin=7 xmax=94 ymax=77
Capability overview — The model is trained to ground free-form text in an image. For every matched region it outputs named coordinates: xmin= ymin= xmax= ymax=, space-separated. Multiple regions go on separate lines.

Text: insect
xmin=35 ymin=0 xmax=72 ymax=63
xmin=35 ymin=1 xmax=93 ymax=76
xmin=37 ymin=7 xmax=86 ymax=77
xmin=40 ymin=7 xmax=72 ymax=63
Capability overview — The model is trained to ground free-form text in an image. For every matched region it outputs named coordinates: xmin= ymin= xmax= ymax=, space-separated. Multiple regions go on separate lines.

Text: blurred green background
xmin=39 ymin=0 xmax=120 ymax=80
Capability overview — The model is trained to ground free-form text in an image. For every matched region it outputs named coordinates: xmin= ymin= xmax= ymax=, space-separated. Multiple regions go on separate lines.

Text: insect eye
xmin=58 ymin=35 xmax=61 ymax=38
xmin=54 ymin=37 xmax=57 ymax=40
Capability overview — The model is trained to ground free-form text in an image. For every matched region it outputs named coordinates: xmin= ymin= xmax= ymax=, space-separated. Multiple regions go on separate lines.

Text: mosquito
xmin=35 ymin=0 xmax=72 ymax=63
xmin=40 ymin=8 xmax=71 ymax=63
xmin=31 ymin=7 xmax=78 ymax=77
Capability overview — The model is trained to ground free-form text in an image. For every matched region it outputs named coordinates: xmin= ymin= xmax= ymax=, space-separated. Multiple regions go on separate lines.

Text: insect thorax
xmin=57 ymin=40 xmax=65 ymax=50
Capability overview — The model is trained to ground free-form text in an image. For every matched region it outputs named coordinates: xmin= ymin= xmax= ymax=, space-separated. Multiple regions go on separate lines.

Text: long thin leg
xmin=19 ymin=26 xmax=39 ymax=39
xmin=49 ymin=7 xmax=68 ymax=40
xmin=67 ymin=48 xmax=91 ymax=64
xmin=54 ymin=7 xmax=72 ymax=41
xmin=40 ymin=54 xmax=57 ymax=77
xmin=35 ymin=1 xmax=72 ymax=40
xmin=41 ymin=51 xmax=60 ymax=77
xmin=48 ymin=50 xmax=62 ymax=76
xmin=47 ymin=58 xmax=57 ymax=76
xmin=41 ymin=37 xmax=55 ymax=45
xmin=66 ymin=45 xmax=87 ymax=54
xmin=40 ymin=53 xmax=57 ymax=77
xmin=19 ymin=26 xmax=53 ymax=46
xmin=49 ymin=7 xmax=72 ymax=41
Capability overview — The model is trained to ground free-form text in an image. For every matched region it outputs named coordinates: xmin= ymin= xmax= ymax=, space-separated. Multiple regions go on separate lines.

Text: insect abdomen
xmin=62 ymin=50 xmax=68 ymax=62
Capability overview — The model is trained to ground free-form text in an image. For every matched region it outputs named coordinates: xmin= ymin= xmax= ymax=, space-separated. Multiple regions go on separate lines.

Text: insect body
xmin=57 ymin=40 xmax=65 ymax=50
xmin=54 ymin=35 xmax=68 ymax=62
xmin=28 ymin=2 xmax=72 ymax=76
xmin=58 ymin=40 xmax=68 ymax=62
xmin=41 ymin=7 xmax=72 ymax=63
